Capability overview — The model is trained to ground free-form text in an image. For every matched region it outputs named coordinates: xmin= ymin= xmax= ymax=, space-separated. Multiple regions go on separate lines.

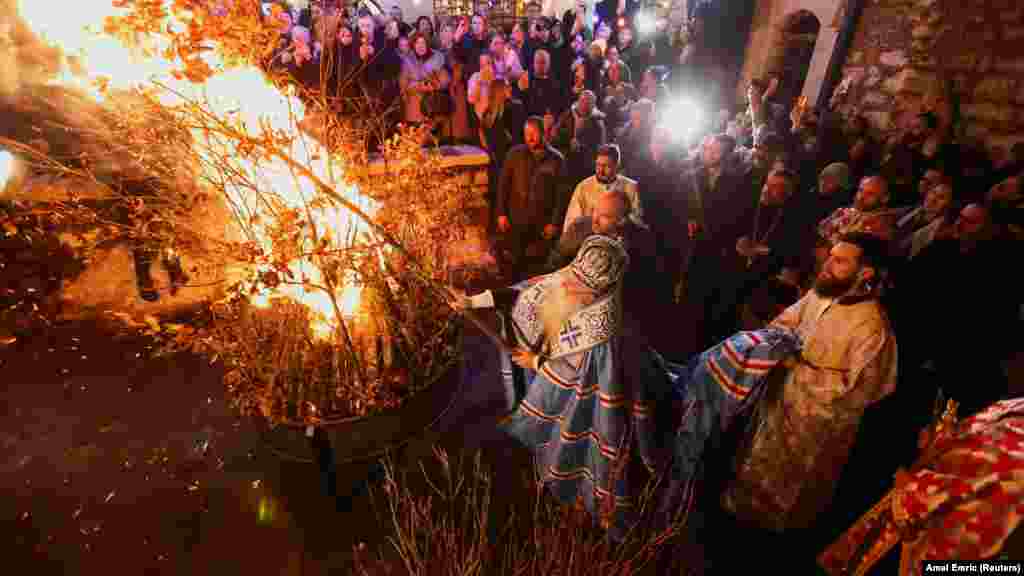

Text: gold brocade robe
xmin=721 ymin=291 xmax=899 ymax=532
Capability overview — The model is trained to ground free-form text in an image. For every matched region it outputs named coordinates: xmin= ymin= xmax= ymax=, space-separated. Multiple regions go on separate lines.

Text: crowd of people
xmin=261 ymin=0 xmax=1024 ymax=568
xmin=261 ymin=0 xmax=723 ymax=164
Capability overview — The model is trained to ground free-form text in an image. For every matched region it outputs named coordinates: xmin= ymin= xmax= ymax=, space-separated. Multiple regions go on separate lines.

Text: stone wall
xmin=836 ymin=0 xmax=1024 ymax=150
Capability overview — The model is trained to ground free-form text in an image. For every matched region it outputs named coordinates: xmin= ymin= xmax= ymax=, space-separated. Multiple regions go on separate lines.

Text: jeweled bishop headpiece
xmin=569 ymin=234 xmax=628 ymax=295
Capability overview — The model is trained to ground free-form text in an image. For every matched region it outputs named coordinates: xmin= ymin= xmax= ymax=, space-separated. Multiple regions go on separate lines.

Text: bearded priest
xmin=721 ymin=232 xmax=899 ymax=542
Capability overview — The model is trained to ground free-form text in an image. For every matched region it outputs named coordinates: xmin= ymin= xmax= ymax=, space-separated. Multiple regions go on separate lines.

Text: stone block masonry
xmin=835 ymin=0 xmax=1024 ymax=150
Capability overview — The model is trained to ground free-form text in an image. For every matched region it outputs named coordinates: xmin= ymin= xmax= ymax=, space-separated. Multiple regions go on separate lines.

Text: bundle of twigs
xmin=195 ymin=287 xmax=459 ymax=424
xmin=351 ymin=447 xmax=693 ymax=576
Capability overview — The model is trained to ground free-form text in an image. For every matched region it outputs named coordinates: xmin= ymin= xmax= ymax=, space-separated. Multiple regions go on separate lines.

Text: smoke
xmin=0 ymin=0 xmax=112 ymax=177
xmin=0 ymin=0 xmax=157 ymax=181
xmin=0 ymin=0 xmax=235 ymax=317
xmin=0 ymin=0 xmax=66 ymax=95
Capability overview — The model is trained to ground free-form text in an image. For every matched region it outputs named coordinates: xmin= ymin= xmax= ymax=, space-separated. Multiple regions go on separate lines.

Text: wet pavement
xmin=0 ymin=319 xmax=534 ymax=575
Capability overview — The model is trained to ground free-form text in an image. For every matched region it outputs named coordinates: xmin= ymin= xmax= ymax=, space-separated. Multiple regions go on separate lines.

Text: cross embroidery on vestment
xmin=559 ymin=321 xmax=583 ymax=349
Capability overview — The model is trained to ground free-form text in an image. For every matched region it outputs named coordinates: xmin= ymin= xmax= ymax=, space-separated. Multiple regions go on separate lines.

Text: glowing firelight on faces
xmin=16 ymin=0 xmax=375 ymax=338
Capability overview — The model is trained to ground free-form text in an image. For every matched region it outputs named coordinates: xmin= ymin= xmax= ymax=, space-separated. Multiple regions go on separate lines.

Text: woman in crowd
xmin=400 ymin=31 xmax=450 ymax=134
xmin=384 ymin=17 xmax=402 ymax=50
xmin=435 ymin=17 xmax=455 ymax=52
xmin=415 ymin=15 xmax=435 ymax=45
xmin=279 ymin=26 xmax=319 ymax=99
xmin=486 ymin=32 xmax=524 ymax=84
xmin=397 ymin=34 xmax=411 ymax=58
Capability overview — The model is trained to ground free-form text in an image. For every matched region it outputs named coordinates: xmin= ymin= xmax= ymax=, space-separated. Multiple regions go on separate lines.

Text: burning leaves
xmin=100 ymin=0 xmax=279 ymax=84
xmin=175 ymin=286 xmax=458 ymax=424
xmin=4 ymin=0 xmax=485 ymax=424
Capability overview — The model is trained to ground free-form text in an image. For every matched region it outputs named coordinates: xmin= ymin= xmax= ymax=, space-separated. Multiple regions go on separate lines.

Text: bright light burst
xmin=634 ymin=11 xmax=655 ymax=37
xmin=660 ymin=98 xmax=704 ymax=142
xmin=16 ymin=0 xmax=376 ymax=339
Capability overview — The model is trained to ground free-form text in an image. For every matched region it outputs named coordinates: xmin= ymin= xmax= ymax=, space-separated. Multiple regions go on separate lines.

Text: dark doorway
xmin=774 ymin=10 xmax=821 ymax=109
xmin=692 ymin=0 xmax=759 ymax=110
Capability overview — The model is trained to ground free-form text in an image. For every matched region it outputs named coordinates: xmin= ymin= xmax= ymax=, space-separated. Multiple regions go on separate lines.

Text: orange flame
xmin=16 ymin=0 xmax=374 ymax=339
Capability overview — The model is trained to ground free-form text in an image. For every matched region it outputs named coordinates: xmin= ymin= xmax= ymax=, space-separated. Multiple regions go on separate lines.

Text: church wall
xmin=835 ymin=0 xmax=1024 ymax=149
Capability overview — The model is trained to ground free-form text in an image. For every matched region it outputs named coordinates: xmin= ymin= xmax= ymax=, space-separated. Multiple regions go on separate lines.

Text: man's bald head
xmin=987 ymin=175 xmax=1022 ymax=206
xmin=854 ymin=175 xmax=890 ymax=211
xmin=955 ymin=203 xmax=991 ymax=243
xmin=593 ymin=190 xmax=628 ymax=234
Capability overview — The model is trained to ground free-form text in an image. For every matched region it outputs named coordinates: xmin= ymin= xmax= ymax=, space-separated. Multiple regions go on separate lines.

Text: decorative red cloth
xmin=892 ymin=398 xmax=1024 ymax=568
xmin=819 ymin=398 xmax=1024 ymax=575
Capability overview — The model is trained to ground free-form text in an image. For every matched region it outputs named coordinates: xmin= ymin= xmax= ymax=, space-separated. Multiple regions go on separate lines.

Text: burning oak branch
xmin=0 ymin=0 xmax=485 ymax=423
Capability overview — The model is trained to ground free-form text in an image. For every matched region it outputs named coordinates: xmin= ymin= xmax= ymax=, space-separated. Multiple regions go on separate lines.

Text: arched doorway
xmin=767 ymin=10 xmax=821 ymax=109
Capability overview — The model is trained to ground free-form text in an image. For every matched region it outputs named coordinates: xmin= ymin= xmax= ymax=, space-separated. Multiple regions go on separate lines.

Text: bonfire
xmin=0 ymin=0 xmax=486 ymax=424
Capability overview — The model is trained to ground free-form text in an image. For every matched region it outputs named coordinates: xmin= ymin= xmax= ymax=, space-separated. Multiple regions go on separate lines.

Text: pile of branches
xmin=0 ymin=0 xmax=486 ymax=422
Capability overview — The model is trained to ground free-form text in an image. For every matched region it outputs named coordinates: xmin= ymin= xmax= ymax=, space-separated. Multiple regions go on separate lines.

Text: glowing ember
xmin=15 ymin=0 xmax=376 ymax=339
